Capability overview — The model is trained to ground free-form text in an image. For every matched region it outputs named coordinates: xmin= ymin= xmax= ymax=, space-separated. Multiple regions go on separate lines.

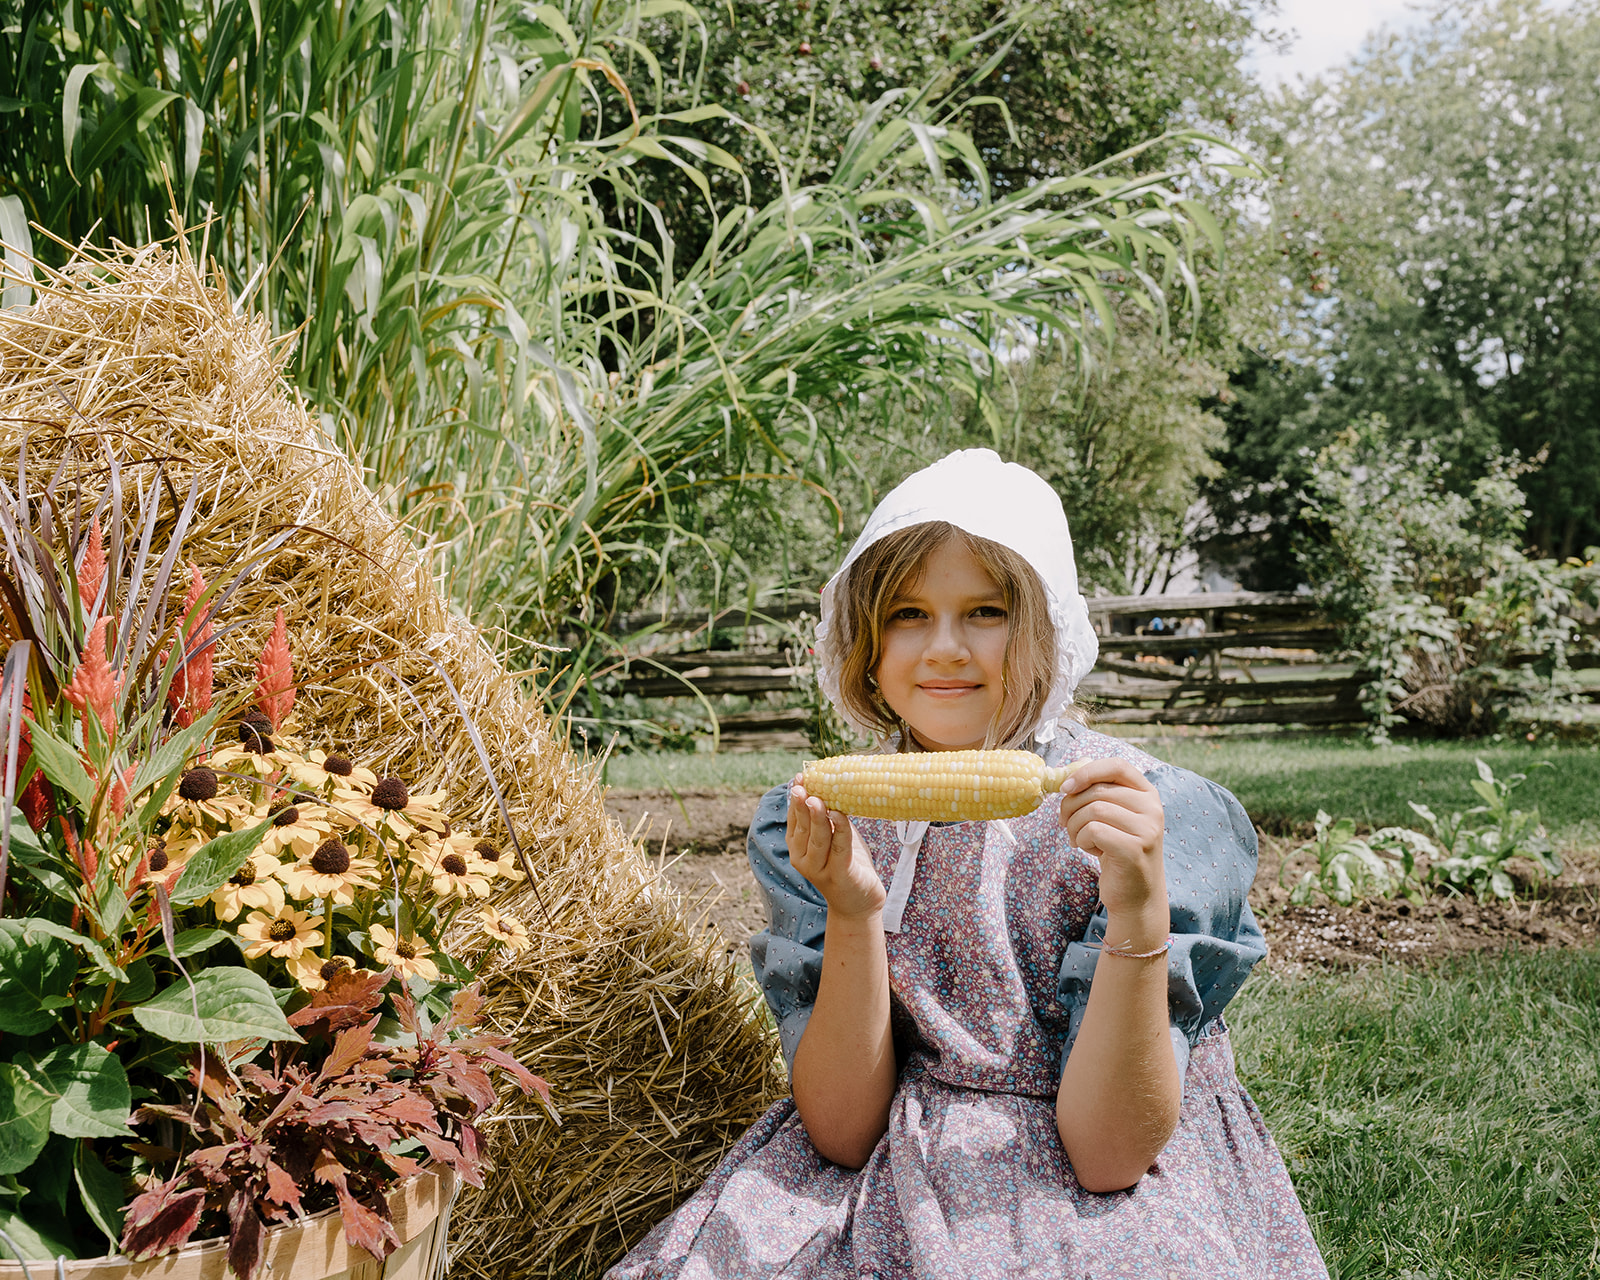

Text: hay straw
xmin=0 ymin=240 xmax=786 ymax=1277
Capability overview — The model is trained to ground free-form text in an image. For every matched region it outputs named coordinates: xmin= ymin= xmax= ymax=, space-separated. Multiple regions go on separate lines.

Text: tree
xmin=1226 ymin=0 xmax=1600 ymax=566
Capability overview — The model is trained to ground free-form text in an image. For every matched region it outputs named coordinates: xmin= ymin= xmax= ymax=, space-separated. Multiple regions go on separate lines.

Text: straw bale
xmin=0 ymin=242 xmax=786 ymax=1278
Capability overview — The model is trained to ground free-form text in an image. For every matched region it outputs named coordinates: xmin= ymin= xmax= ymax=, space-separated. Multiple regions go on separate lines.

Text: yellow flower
xmin=410 ymin=839 xmax=492 ymax=900
xmin=210 ymin=851 xmax=286 ymax=921
xmin=478 ymin=905 xmax=531 ymax=952
xmin=247 ymin=797 xmax=334 ymax=859
xmin=369 ymin=924 xmax=441 ymax=981
xmin=285 ymin=748 xmax=378 ymax=794
xmin=238 ymin=906 xmax=324 ymax=960
xmin=466 ymin=837 xmax=526 ymax=883
xmin=286 ymin=952 xmax=372 ymax=991
xmin=279 ymin=836 xmax=381 ymax=904
xmin=208 ymin=743 xmax=282 ymax=779
xmin=332 ymin=777 xmax=448 ymax=839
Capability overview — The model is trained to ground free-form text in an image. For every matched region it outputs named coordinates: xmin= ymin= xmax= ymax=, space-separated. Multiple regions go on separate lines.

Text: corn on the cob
xmin=799 ymin=749 xmax=1082 ymax=822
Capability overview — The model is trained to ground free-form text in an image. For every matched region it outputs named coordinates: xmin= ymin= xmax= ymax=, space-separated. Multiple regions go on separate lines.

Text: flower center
xmin=148 ymin=846 xmax=169 ymax=872
xmin=230 ymin=863 xmax=258 ymax=886
xmin=473 ymin=841 xmax=501 ymax=863
xmin=323 ymin=754 xmax=354 ymax=777
xmin=319 ymin=957 xmax=350 ymax=981
xmin=267 ymin=918 xmax=297 ymax=942
xmin=311 ymin=838 xmax=351 ymax=874
xmin=441 ymin=853 xmax=468 ymax=876
xmin=178 ymin=767 xmax=219 ymax=801
xmin=395 ymin=940 xmax=418 ymax=960
xmin=239 ymin=713 xmax=273 ymax=752
xmin=371 ymin=777 xmax=409 ymax=811
xmin=273 ymin=806 xmax=300 ymax=828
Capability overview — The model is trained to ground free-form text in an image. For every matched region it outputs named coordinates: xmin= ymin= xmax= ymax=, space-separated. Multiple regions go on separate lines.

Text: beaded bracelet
xmin=1097 ymin=934 xmax=1174 ymax=960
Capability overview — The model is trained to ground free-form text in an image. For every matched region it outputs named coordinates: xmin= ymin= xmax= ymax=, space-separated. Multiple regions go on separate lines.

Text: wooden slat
xmin=1096 ymin=629 xmax=1340 ymax=656
xmin=623 ymin=673 xmax=798 ymax=698
xmin=1088 ymin=700 xmax=1369 ymax=726
xmin=1080 ymin=675 xmax=1370 ymax=704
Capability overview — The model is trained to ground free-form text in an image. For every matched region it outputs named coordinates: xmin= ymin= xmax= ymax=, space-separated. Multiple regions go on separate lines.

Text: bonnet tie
xmin=881 ymin=820 xmax=929 ymax=933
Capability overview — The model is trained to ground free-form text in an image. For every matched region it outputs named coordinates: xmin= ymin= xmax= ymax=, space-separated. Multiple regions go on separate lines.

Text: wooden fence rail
xmin=608 ymin=590 xmax=1598 ymax=746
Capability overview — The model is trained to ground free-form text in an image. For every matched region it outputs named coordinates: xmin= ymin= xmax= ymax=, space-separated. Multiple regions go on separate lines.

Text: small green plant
xmin=1410 ymin=758 xmax=1561 ymax=901
xmin=1280 ymin=810 xmax=1432 ymax=906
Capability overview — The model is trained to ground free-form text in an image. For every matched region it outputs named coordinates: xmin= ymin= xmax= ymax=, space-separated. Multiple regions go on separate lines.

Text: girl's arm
xmin=1055 ymin=759 xmax=1182 ymax=1193
xmin=786 ymin=786 xmax=896 ymax=1169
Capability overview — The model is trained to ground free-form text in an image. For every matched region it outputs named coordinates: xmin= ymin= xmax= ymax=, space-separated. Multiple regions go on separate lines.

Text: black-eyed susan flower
xmin=167 ymin=767 xmax=252 ymax=826
xmin=279 ymin=836 xmax=380 ymax=904
xmin=238 ymin=905 xmax=324 ymax=960
xmin=286 ymin=952 xmax=373 ymax=991
xmin=247 ymin=796 xmax=333 ymax=859
xmin=334 ymin=777 xmax=448 ymax=838
xmin=285 ymin=747 xmax=378 ymax=793
xmin=478 ymin=904 xmax=531 ymax=952
xmin=210 ymin=851 xmax=286 ymax=921
xmin=470 ymin=838 xmax=526 ymax=883
xmin=368 ymin=924 xmax=441 ymax=981
xmin=410 ymin=839 xmax=492 ymax=900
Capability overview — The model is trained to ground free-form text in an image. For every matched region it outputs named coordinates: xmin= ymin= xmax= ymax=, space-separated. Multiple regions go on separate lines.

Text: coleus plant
xmin=0 ymin=453 xmax=546 ymax=1274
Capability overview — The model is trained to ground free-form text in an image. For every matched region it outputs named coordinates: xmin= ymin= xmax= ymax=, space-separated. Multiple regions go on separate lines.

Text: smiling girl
xmin=609 ymin=450 xmax=1328 ymax=1279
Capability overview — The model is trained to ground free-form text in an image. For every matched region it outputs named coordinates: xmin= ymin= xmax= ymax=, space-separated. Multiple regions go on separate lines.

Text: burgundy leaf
xmin=263 ymin=1160 xmax=303 ymax=1212
xmin=317 ymin=1022 xmax=376 ymax=1083
xmin=415 ymin=1131 xmax=462 ymax=1168
xmin=120 ymin=1185 xmax=207 ymax=1260
xmin=378 ymin=1092 xmax=443 ymax=1129
xmin=476 ymin=1046 xmax=551 ymax=1102
xmin=333 ymin=1187 xmax=400 ymax=1262
xmin=227 ymin=1189 xmax=265 ymax=1280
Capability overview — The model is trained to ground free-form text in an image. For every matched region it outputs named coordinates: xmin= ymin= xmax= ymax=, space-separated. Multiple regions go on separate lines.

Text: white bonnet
xmin=814 ymin=448 xmax=1099 ymax=746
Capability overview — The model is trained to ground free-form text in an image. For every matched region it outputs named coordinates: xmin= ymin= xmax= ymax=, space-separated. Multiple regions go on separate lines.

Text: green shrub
xmin=1410 ymin=758 xmax=1561 ymax=901
xmin=1297 ymin=418 xmax=1599 ymax=739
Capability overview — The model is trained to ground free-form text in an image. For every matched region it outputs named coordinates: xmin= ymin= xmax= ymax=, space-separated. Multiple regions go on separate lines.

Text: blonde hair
xmin=834 ymin=522 xmax=1058 ymax=748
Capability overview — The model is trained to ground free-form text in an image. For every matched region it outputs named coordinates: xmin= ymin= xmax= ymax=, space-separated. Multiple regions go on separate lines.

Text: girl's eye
xmin=889 ymin=606 xmax=926 ymax=622
xmin=973 ymin=605 xmax=1007 ymax=619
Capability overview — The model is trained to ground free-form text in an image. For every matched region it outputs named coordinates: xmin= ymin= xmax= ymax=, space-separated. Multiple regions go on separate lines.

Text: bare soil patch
xmin=605 ymin=788 xmax=1600 ymax=969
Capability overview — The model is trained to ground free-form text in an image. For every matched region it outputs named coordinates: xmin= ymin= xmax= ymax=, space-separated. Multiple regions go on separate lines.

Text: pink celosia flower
xmin=254 ymin=607 xmax=295 ymax=732
xmin=78 ymin=518 xmax=105 ymax=613
xmin=62 ymin=616 xmax=122 ymax=744
xmin=167 ymin=567 xmax=214 ymax=730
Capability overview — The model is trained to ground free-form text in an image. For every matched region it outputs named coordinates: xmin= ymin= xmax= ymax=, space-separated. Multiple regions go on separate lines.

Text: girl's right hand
xmin=787 ymin=782 xmax=886 ymax=921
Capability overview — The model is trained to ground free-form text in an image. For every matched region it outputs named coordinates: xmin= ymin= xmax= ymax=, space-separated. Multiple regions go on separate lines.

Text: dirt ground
xmin=604 ymin=788 xmax=1600 ymax=969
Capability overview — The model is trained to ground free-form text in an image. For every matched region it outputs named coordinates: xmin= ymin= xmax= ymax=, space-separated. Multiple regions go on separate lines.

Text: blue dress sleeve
xmin=746 ymin=782 xmax=828 ymax=1075
xmin=1056 ymin=764 xmax=1267 ymax=1078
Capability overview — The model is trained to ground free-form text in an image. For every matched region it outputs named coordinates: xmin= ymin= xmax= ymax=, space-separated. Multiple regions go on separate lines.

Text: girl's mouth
xmin=918 ymin=683 xmax=980 ymax=698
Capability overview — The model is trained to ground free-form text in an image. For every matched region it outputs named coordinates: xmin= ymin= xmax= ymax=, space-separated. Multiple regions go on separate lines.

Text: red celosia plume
xmin=62 ymin=616 xmax=123 ymax=744
xmin=254 ymin=607 xmax=295 ymax=732
xmin=78 ymin=518 xmax=105 ymax=612
xmin=167 ymin=566 xmax=214 ymax=730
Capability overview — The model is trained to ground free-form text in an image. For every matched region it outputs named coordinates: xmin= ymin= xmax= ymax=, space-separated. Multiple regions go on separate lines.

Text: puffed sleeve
xmin=746 ymin=783 xmax=828 ymax=1075
xmin=1056 ymin=764 xmax=1267 ymax=1079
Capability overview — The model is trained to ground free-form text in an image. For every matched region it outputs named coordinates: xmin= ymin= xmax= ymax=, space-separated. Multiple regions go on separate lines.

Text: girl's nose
xmin=926 ymin=615 xmax=969 ymax=662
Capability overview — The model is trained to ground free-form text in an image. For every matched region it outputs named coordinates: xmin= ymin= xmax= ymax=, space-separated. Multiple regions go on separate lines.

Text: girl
xmin=610 ymin=449 xmax=1328 ymax=1278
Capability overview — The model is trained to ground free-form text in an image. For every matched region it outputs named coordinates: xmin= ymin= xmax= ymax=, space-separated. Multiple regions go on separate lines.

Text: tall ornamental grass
xmin=0 ymin=0 xmax=1240 ymax=642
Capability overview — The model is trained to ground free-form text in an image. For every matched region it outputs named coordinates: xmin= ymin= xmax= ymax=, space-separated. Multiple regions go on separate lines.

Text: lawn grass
xmin=1137 ymin=734 xmax=1600 ymax=847
xmin=1231 ymin=948 xmax=1600 ymax=1279
xmin=602 ymin=735 xmax=1600 ymax=848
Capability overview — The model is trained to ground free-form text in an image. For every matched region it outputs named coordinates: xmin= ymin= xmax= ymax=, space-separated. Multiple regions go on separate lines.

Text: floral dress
xmin=607 ymin=726 xmax=1328 ymax=1279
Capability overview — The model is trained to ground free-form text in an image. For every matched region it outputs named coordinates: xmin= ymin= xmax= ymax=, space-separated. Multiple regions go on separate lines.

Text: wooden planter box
xmin=0 ymin=1167 xmax=457 ymax=1280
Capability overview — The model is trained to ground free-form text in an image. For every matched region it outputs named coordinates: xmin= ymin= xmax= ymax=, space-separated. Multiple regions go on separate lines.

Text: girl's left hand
xmin=1058 ymin=758 xmax=1165 ymax=920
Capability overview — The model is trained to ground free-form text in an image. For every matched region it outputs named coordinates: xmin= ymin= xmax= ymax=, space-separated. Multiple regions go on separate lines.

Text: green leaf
xmin=0 ymin=920 xmax=76 ymax=1035
xmin=28 ymin=1043 xmax=132 ymax=1139
xmin=169 ymin=821 xmax=271 ymax=905
xmin=117 ymin=959 xmax=156 ymax=1004
xmin=11 ymin=918 xmax=125 ymax=983
xmin=170 ymin=927 xmax=236 ymax=958
xmin=0 ymin=1063 xmax=53 ymax=1176
xmin=74 ymin=1143 xmax=125 ymax=1246
xmin=132 ymin=969 xmax=301 ymax=1044
xmin=0 ymin=1204 xmax=77 ymax=1261
xmin=20 ymin=722 xmax=95 ymax=813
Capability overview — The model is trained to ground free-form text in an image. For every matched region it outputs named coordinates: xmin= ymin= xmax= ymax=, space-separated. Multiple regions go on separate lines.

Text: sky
xmin=1247 ymin=0 xmax=1432 ymax=89
xmin=1250 ymin=0 xmax=1579 ymax=89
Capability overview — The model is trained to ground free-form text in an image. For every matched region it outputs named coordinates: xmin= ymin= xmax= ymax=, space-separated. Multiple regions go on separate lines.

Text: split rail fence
xmin=609 ymin=592 xmax=1373 ymax=749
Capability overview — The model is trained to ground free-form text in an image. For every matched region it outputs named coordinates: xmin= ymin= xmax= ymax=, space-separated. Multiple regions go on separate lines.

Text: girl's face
xmin=874 ymin=536 xmax=1009 ymax=752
